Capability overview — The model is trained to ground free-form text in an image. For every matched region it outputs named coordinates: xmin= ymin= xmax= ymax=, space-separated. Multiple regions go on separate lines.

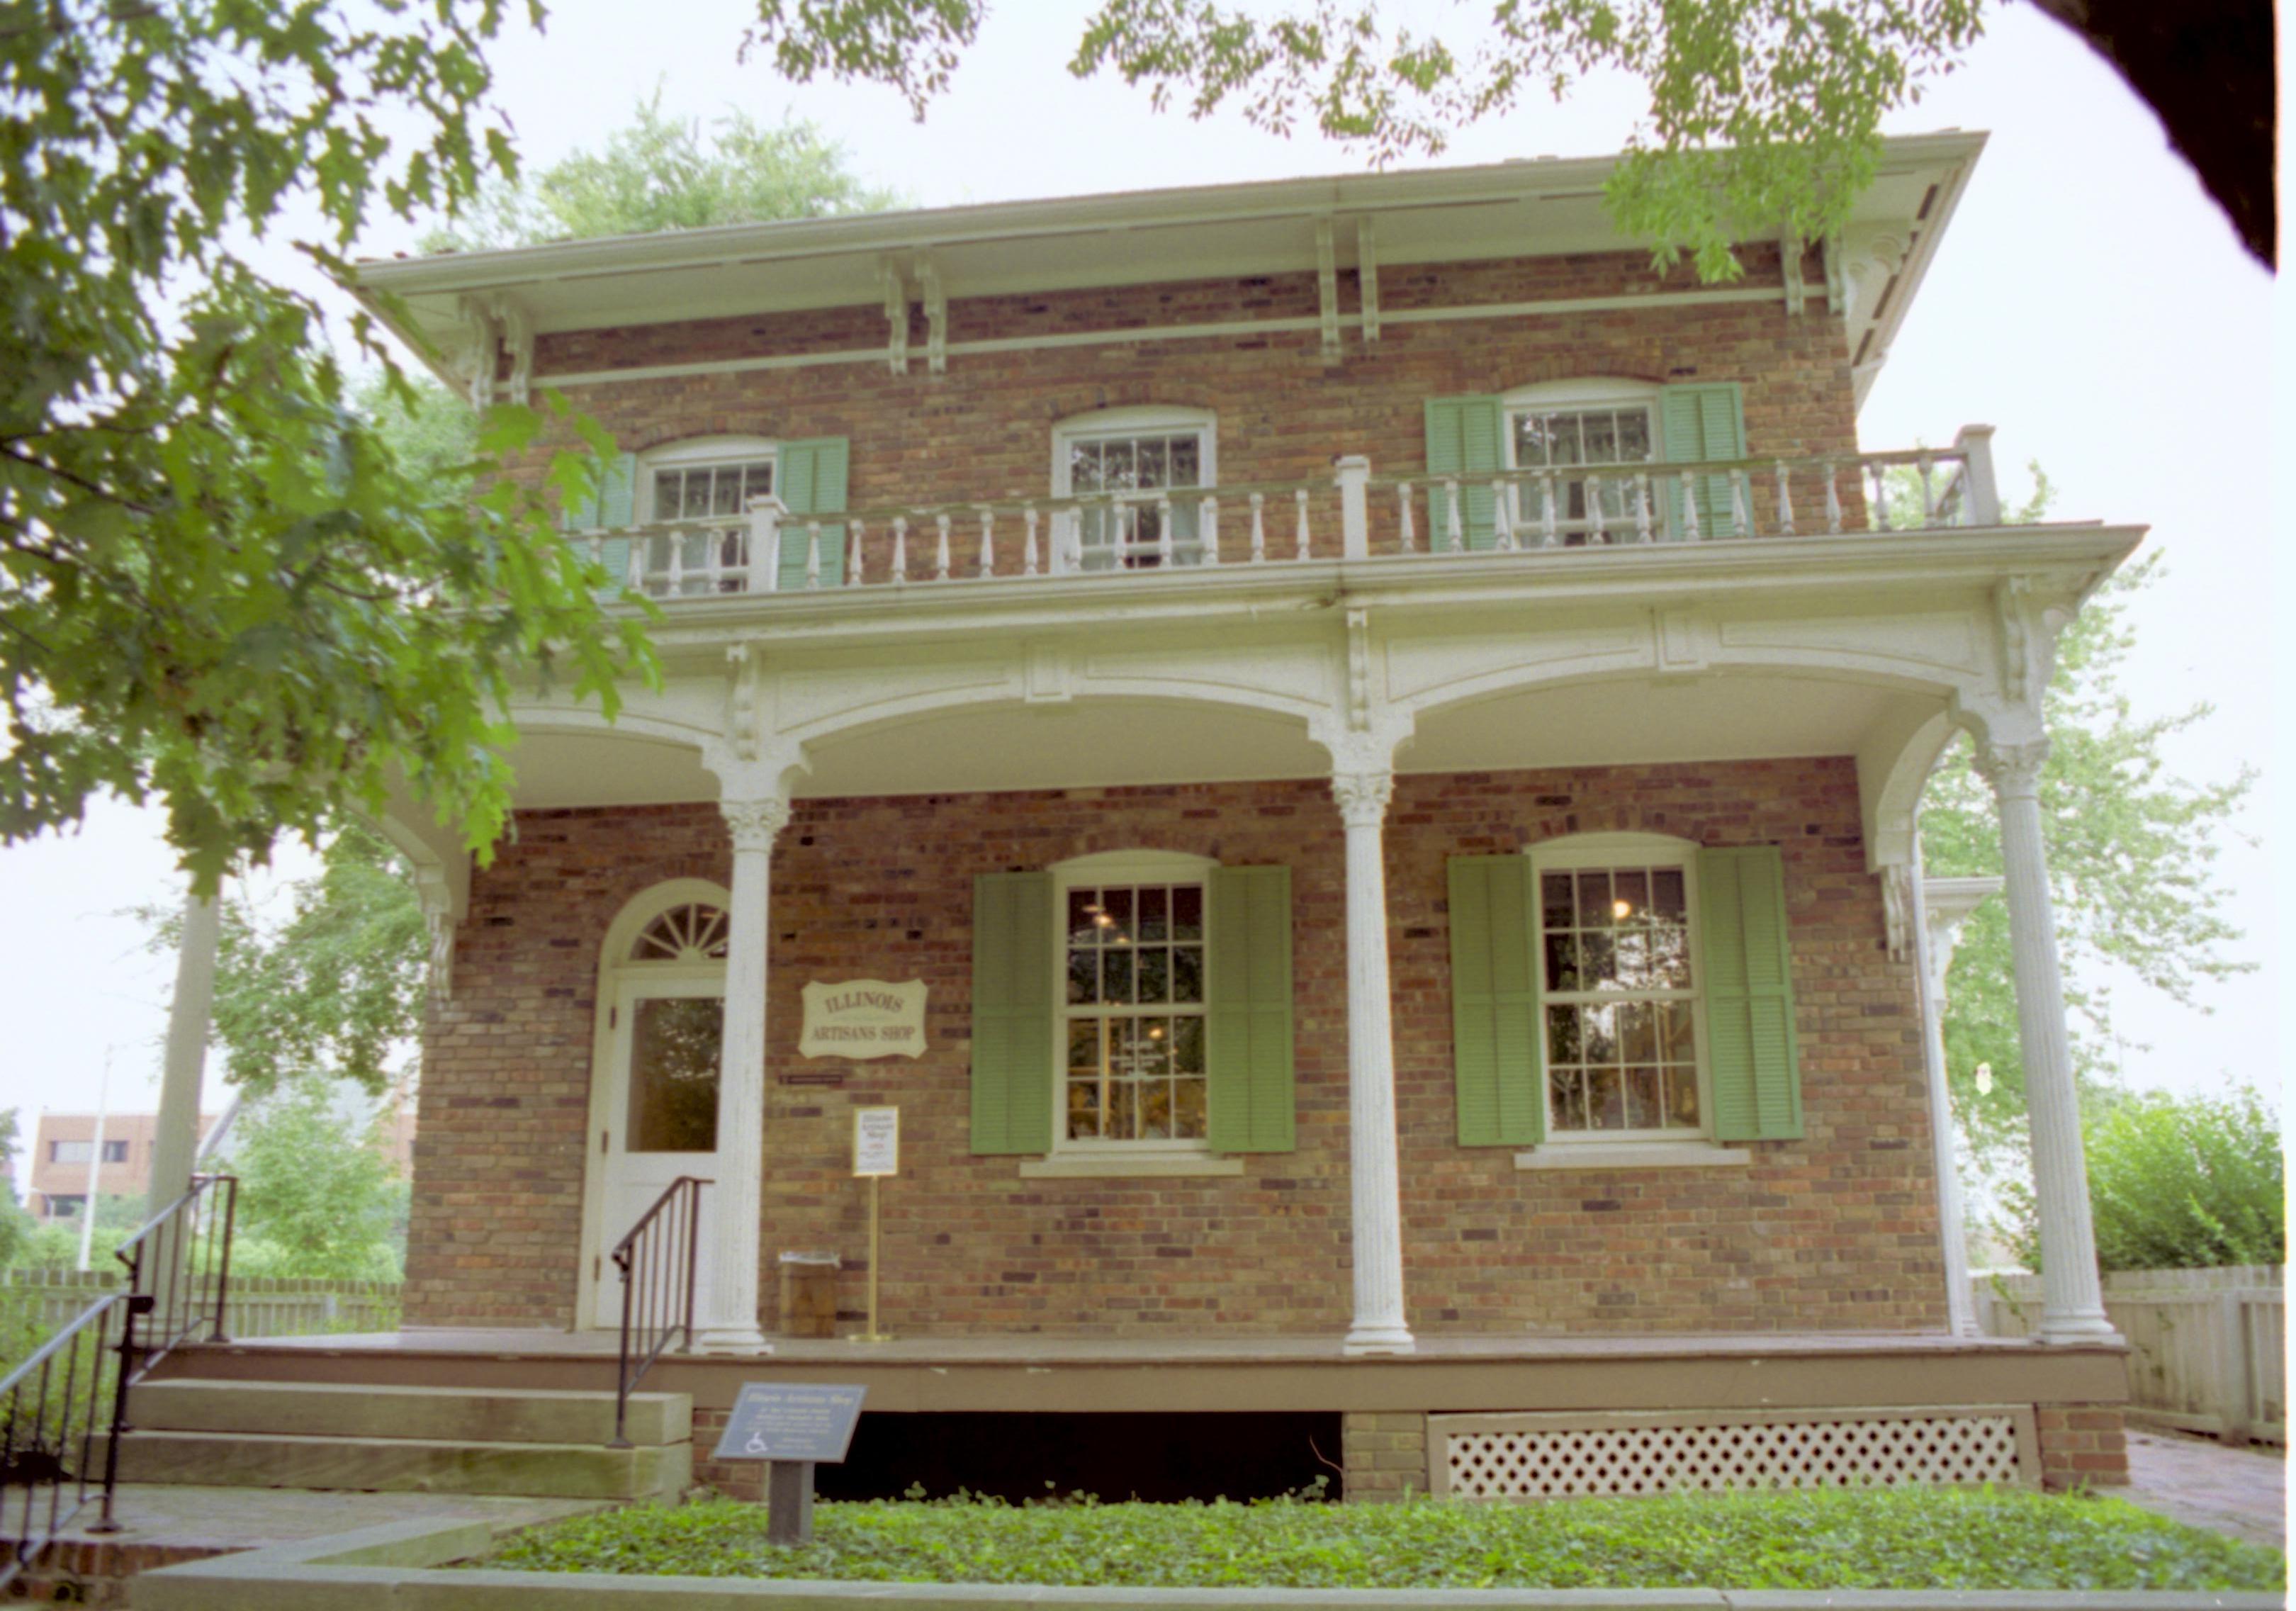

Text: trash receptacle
xmin=778 ymin=1251 xmax=840 ymax=1337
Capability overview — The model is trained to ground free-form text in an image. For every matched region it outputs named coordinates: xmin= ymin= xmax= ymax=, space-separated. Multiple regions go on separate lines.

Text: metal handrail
xmin=0 ymin=1172 xmax=238 ymax=1589
xmin=609 ymin=1176 xmax=708 ymax=1449
xmin=113 ymin=1174 xmax=238 ymax=1377
xmin=0 ymin=1292 xmax=137 ymax=1587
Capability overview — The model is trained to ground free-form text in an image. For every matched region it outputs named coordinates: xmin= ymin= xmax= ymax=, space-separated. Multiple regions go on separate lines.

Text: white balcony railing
xmin=579 ymin=426 xmax=2005 ymax=601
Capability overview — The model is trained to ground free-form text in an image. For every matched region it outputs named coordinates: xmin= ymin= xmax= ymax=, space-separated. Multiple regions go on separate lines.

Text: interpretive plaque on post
xmin=711 ymin=1383 xmax=868 ymax=1546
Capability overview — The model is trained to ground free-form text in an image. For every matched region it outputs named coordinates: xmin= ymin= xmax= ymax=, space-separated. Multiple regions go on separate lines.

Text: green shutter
xmin=563 ymin=451 xmax=638 ymax=593
xmin=1207 ymin=865 xmax=1295 ymax=1154
xmin=1660 ymin=383 xmax=1746 ymax=539
xmin=970 ymin=871 xmax=1055 ymax=1155
xmin=777 ymin=436 xmax=850 ymax=589
xmin=1698 ymin=846 xmax=1803 ymax=1140
xmin=1424 ymin=396 xmax=1504 ymax=551
xmin=1448 ymin=855 xmax=1544 ymax=1147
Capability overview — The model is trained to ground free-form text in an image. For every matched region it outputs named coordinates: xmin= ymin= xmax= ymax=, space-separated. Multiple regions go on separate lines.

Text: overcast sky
xmin=0 ymin=1 xmax=2280 ymax=1174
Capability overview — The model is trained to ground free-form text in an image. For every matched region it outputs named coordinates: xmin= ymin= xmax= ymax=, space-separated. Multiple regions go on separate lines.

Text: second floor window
xmin=1052 ymin=408 xmax=1215 ymax=571
xmin=636 ymin=439 xmax=777 ymax=595
xmin=1505 ymin=384 xmax=1658 ymax=544
xmin=49 ymin=1139 xmax=126 ymax=1164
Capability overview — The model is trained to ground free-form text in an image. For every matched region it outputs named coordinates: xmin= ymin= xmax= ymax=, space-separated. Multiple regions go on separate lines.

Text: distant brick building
xmin=25 ymin=1113 xmax=217 ymax=1220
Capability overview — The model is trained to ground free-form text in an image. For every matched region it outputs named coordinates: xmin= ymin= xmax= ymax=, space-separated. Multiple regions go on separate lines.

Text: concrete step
xmin=99 ymin=1427 xmax=690 ymax=1500
xmin=129 ymin=1379 xmax=690 ymax=1448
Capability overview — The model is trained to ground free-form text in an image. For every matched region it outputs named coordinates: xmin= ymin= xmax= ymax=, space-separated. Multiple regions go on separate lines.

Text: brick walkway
xmin=2118 ymin=1429 xmax=2287 ymax=1551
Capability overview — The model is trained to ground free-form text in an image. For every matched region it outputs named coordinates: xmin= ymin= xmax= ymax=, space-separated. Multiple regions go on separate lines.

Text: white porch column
xmin=695 ymin=794 xmax=790 ymax=1353
xmin=149 ymin=890 xmax=221 ymax=1219
xmin=1910 ymin=858 xmax=2000 ymax=1337
xmin=1972 ymin=739 xmax=2117 ymax=1344
xmin=1332 ymin=768 xmax=1414 ymax=1355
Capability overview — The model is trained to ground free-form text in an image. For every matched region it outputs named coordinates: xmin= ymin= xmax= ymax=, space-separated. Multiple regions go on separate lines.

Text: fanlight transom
xmin=630 ymin=904 xmax=728 ymax=964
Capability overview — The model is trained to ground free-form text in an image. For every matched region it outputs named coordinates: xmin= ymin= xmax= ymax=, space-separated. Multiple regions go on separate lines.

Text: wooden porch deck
xmin=159 ymin=1327 xmax=2129 ymax=1418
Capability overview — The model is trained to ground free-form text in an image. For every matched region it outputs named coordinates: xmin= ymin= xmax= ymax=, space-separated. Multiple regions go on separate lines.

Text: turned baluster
xmin=1540 ymin=474 xmax=1560 ymax=549
xmin=891 ymin=515 xmax=909 ymax=585
xmin=935 ymin=512 xmax=953 ymax=581
xmin=1918 ymin=451 xmax=1937 ymax=527
xmin=1444 ymin=480 xmax=1464 ymax=553
xmin=1201 ymin=495 xmax=1220 ymax=566
xmin=626 ymin=536 xmax=646 ymax=594
xmin=1587 ymin=474 xmax=1609 ymax=546
xmin=805 ymin=522 xmax=823 ymax=589
xmin=666 ymin=530 xmax=685 ymax=594
xmin=1157 ymin=495 xmax=1176 ymax=566
xmin=1633 ymin=474 xmax=1654 ymax=544
xmin=1728 ymin=471 xmax=1752 ymax=537
xmin=1774 ymin=464 xmax=1795 ymax=538
xmin=1294 ymin=488 xmax=1311 ymax=560
xmin=1491 ymin=479 xmax=1515 ymax=553
xmin=977 ymin=507 xmax=995 ymax=578
xmin=1396 ymin=483 xmax=1416 ymax=554
xmin=1679 ymin=471 xmax=1702 ymax=541
xmin=1869 ymin=464 xmax=1892 ymax=531
xmin=1824 ymin=467 xmax=1844 ymax=535
xmin=847 ymin=520 xmax=865 ymax=586
xmin=1023 ymin=507 xmax=1040 ymax=577
xmin=1249 ymin=493 xmax=1268 ymax=563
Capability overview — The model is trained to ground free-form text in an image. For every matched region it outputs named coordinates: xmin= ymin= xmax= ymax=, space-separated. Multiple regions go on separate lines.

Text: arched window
xmin=629 ymin=902 xmax=729 ymax=964
xmin=1501 ymin=380 xmax=1660 ymax=545
xmin=634 ymin=437 xmax=777 ymax=595
xmin=1049 ymin=406 xmax=1218 ymax=571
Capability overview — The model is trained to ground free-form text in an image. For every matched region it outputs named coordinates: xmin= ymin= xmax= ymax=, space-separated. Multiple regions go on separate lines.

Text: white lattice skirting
xmin=1429 ymin=1405 xmax=2040 ymax=1499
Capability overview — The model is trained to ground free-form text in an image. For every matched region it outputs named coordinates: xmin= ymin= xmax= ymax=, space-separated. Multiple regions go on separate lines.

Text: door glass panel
xmin=626 ymin=997 xmax=723 ymax=1152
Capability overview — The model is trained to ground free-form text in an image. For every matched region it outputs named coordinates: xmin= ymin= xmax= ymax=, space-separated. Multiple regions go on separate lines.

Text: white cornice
xmin=356 ymin=131 xmax=1989 ymax=402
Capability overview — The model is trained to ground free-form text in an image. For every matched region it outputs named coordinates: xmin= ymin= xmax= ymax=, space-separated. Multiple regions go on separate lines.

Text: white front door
xmin=590 ymin=974 xmax=724 ymax=1330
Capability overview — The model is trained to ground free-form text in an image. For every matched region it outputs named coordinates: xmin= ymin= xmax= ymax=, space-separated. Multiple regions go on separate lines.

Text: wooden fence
xmin=1973 ymin=1265 xmax=2285 ymax=1445
xmin=0 ymin=1268 xmax=400 ymax=1341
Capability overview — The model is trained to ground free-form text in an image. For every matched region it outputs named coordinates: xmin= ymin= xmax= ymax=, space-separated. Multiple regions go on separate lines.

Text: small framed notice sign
xmin=852 ymin=1107 xmax=899 ymax=1178
xmin=711 ymin=1383 xmax=867 ymax=1546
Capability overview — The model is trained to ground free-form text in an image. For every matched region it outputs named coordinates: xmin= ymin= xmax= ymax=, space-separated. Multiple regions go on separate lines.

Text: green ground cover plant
xmin=480 ymin=1488 xmax=2283 ymax=1592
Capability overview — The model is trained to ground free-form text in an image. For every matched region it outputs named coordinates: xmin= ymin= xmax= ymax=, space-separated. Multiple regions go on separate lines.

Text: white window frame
xmin=634 ymin=437 xmax=779 ymax=595
xmin=1049 ymin=406 xmax=1218 ymax=571
xmin=1524 ymin=831 xmax=1714 ymax=1151
xmin=1501 ymin=379 xmax=1662 ymax=543
xmin=1047 ymin=848 xmax=1218 ymax=1160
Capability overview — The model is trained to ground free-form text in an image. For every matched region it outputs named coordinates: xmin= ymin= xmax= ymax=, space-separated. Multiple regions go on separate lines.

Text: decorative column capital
xmin=721 ymin=796 xmax=792 ymax=852
xmin=1331 ymin=769 xmax=1394 ymax=829
xmin=1971 ymin=737 xmax=2049 ymax=799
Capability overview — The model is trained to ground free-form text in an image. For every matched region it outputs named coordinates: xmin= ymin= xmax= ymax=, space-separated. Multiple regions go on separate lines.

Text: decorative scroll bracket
xmin=1316 ymin=218 xmax=1341 ymax=364
xmin=882 ymin=261 xmax=910 ymax=375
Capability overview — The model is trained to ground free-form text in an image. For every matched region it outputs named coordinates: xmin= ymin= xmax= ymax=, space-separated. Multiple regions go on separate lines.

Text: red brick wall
xmin=514 ymin=245 xmax=1859 ymax=566
xmin=2035 ymin=1403 xmax=2132 ymax=1488
xmin=407 ymin=757 xmax=1945 ymax=1336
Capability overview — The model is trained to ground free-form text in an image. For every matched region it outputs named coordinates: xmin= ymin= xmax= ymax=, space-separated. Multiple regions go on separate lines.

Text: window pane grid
xmin=1069 ymin=432 xmax=1206 ymax=571
xmin=1509 ymin=406 xmax=1655 ymax=542
xmin=1538 ymin=860 xmax=1699 ymax=1135
xmin=644 ymin=461 xmax=772 ymax=595
xmin=1062 ymin=882 xmax=1207 ymax=1143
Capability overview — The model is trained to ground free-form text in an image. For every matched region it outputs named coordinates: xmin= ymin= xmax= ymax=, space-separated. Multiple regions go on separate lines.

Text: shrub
xmin=2007 ymin=1085 xmax=2283 ymax=1272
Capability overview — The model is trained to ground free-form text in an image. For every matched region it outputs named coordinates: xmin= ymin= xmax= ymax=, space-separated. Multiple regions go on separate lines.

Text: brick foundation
xmin=408 ymin=756 xmax=1942 ymax=1337
xmin=2035 ymin=1402 xmax=2132 ymax=1489
xmin=1342 ymin=1411 xmax=1431 ymax=1502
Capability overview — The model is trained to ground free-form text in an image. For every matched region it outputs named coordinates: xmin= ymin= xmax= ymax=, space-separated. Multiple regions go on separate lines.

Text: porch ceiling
xmin=1397 ymin=675 xmax=1912 ymax=776
xmin=501 ymin=676 xmax=1933 ymax=812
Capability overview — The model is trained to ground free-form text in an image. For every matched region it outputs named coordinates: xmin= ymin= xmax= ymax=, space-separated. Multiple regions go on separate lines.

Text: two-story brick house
xmin=157 ymin=130 xmax=2136 ymax=1503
